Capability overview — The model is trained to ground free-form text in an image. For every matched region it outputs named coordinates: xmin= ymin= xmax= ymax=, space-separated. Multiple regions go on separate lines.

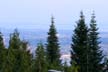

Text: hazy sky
xmin=0 ymin=0 xmax=108 ymax=31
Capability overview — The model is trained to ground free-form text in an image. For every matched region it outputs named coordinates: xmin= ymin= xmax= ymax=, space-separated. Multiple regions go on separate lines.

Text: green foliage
xmin=0 ymin=32 xmax=7 ymax=71
xmin=2 ymin=48 xmax=15 ymax=72
xmin=70 ymin=61 xmax=80 ymax=72
xmin=46 ymin=16 xmax=61 ymax=70
xmin=33 ymin=43 xmax=47 ymax=72
xmin=9 ymin=29 xmax=21 ymax=72
xmin=2 ymin=29 xmax=32 ymax=72
xmin=71 ymin=11 xmax=103 ymax=72
xmin=9 ymin=29 xmax=21 ymax=50
xmin=71 ymin=11 xmax=89 ymax=72
xmin=2 ymin=29 xmax=21 ymax=72
xmin=0 ymin=12 xmax=105 ymax=72
xmin=19 ymin=41 xmax=32 ymax=72
xmin=88 ymin=12 xmax=103 ymax=72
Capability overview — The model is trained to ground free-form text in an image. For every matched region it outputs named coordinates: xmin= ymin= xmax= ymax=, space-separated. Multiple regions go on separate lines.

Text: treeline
xmin=0 ymin=11 xmax=108 ymax=72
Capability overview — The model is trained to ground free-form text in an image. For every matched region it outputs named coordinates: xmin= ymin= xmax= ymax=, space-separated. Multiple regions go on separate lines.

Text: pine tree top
xmin=91 ymin=11 xmax=96 ymax=24
xmin=80 ymin=11 xmax=85 ymax=20
xmin=51 ymin=16 xmax=54 ymax=25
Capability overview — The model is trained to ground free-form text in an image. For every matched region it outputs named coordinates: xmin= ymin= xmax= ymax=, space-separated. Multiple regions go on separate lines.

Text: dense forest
xmin=0 ymin=11 xmax=108 ymax=72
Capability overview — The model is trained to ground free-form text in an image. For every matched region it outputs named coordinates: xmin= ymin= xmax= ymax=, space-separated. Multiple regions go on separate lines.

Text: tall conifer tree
xmin=89 ymin=12 xmax=103 ymax=72
xmin=46 ymin=16 xmax=61 ymax=69
xmin=71 ymin=11 xmax=89 ymax=72
xmin=10 ymin=29 xmax=21 ymax=72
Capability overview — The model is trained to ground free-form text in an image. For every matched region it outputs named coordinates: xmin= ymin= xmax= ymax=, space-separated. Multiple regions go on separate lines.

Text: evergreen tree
xmin=3 ymin=29 xmax=21 ymax=72
xmin=19 ymin=41 xmax=32 ymax=72
xmin=2 ymin=29 xmax=32 ymax=72
xmin=46 ymin=16 xmax=61 ymax=70
xmin=71 ymin=11 xmax=89 ymax=72
xmin=10 ymin=29 xmax=21 ymax=72
xmin=33 ymin=43 xmax=47 ymax=72
xmin=0 ymin=32 xmax=6 ymax=71
xmin=89 ymin=12 xmax=103 ymax=72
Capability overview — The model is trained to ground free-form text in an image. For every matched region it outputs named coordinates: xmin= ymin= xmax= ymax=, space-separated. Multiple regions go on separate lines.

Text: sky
xmin=0 ymin=0 xmax=108 ymax=31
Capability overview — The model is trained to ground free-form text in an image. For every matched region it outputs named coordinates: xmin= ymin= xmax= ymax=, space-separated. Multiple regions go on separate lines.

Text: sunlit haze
xmin=0 ymin=0 xmax=108 ymax=31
